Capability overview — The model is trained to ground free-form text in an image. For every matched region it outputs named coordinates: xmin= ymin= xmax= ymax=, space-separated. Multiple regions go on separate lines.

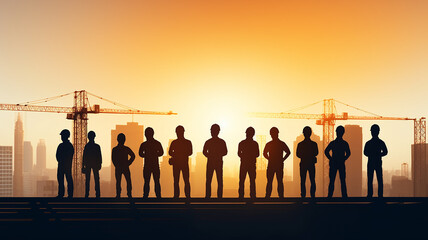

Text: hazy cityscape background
xmin=1 ymin=113 xmax=421 ymax=198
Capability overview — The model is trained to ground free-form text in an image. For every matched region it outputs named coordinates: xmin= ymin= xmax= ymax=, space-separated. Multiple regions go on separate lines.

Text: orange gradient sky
xmin=0 ymin=1 xmax=427 ymax=175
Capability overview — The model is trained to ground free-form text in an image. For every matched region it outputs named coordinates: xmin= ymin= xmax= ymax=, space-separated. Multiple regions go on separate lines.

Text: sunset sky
xmin=0 ymin=1 xmax=427 ymax=176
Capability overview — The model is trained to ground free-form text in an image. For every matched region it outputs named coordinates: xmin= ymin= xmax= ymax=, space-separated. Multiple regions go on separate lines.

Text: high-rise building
xmin=411 ymin=143 xmax=428 ymax=197
xmin=14 ymin=114 xmax=24 ymax=197
xmin=390 ymin=175 xmax=413 ymax=197
xmin=191 ymin=152 xmax=207 ymax=197
xmin=293 ymin=133 xmax=323 ymax=197
xmin=401 ymin=163 xmax=409 ymax=179
xmin=23 ymin=141 xmax=33 ymax=172
xmin=342 ymin=125 xmax=363 ymax=197
xmin=111 ymin=122 xmax=144 ymax=197
xmin=0 ymin=146 xmax=13 ymax=197
xmin=36 ymin=139 xmax=47 ymax=176
xmin=23 ymin=141 xmax=35 ymax=197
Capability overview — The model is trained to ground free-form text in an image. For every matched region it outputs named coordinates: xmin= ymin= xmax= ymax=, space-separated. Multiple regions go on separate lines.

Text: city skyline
xmin=1 ymin=1 xmax=427 ymax=174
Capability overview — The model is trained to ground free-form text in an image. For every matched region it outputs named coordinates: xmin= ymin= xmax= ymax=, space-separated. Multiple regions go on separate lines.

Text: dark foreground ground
xmin=0 ymin=197 xmax=427 ymax=240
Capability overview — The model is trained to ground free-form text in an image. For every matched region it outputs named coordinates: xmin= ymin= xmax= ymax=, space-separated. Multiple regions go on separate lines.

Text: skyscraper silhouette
xmin=13 ymin=114 xmax=24 ymax=197
xmin=0 ymin=146 xmax=13 ymax=197
xmin=411 ymin=143 xmax=428 ymax=196
xmin=23 ymin=141 xmax=35 ymax=196
xmin=343 ymin=125 xmax=362 ymax=197
xmin=36 ymin=139 xmax=46 ymax=176
xmin=23 ymin=141 xmax=33 ymax=172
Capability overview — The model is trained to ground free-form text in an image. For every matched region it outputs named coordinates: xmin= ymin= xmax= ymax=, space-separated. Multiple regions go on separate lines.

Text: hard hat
xmin=60 ymin=129 xmax=70 ymax=138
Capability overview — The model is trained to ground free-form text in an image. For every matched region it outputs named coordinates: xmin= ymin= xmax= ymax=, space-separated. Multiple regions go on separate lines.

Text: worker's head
xmin=370 ymin=124 xmax=380 ymax=137
xmin=88 ymin=131 xmax=96 ymax=141
xmin=245 ymin=127 xmax=255 ymax=139
xmin=210 ymin=124 xmax=220 ymax=137
xmin=60 ymin=129 xmax=70 ymax=141
xmin=336 ymin=126 xmax=345 ymax=138
xmin=303 ymin=126 xmax=312 ymax=139
xmin=145 ymin=127 xmax=154 ymax=139
xmin=270 ymin=127 xmax=279 ymax=139
xmin=117 ymin=133 xmax=126 ymax=145
xmin=175 ymin=125 xmax=185 ymax=138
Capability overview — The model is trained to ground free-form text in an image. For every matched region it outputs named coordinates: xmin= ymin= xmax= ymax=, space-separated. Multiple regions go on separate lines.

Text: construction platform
xmin=0 ymin=197 xmax=427 ymax=240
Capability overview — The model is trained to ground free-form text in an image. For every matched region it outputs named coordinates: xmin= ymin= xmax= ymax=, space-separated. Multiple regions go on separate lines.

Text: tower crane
xmin=0 ymin=90 xmax=177 ymax=196
xmin=250 ymin=99 xmax=425 ymax=196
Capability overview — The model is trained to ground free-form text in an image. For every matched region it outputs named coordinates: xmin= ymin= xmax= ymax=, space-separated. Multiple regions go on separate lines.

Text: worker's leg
xmin=153 ymin=166 xmax=161 ymax=198
xmin=205 ymin=161 xmax=214 ymax=198
xmin=124 ymin=168 xmax=132 ymax=197
xmin=115 ymin=169 xmax=122 ymax=197
xmin=57 ymin=167 xmax=65 ymax=197
xmin=182 ymin=163 xmax=191 ymax=198
xmin=173 ymin=165 xmax=180 ymax=198
xmin=238 ymin=163 xmax=247 ymax=198
xmin=93 ymin=169 xmax=100 ymax=198
xmin=367 ymin=163 xmax=374 ymax=198
xmin=376 ymin=163 xmax=383 ymax=197
xmin=143 ymin=166 xmax=151 ymax=198
xmin=328 ymin=165 xmax=337 ymax=197
xmin=300 ymin=163 xmax=307 ymax=198
xmin=249 ymin=164 xmax=256 ymax=199
xmin=265 ymin=166 xmax=274 ymax=198
xmin=65 ymin=167 xmax=73 ymax=198
xmin=339 ymin=164 xmax=347 ymax=198
xmin=215 ymin=161 xmax=223 ymax=198
xmin=308 ymin=164 xmax=316 ymax=198
xmin=85 ymin=169 xmax=91 ymax=198
xmin=277 ymin=168 xmax=284 ymax=198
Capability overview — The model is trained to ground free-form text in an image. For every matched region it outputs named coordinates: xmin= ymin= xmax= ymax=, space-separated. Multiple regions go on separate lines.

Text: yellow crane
xmin=0 ymin=90 xmax=177 ymax=196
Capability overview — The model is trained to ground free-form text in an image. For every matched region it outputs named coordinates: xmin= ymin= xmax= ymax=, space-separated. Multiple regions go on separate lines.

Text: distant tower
xmin=36 ymin=139 xmax=46 ymax=176
xmin=23 ymin=141 xmax=33 ymax=172
xmin=191 ymin=152 xmax=207 ymax=197
xmin=343 ymin=125 xmax=363 ymax=197
xmin=111 ymin=122 xmax=144 ymax=197
xmin=13 ymin=114 xmax=24 ymax=197
xmin=401 ymin=163 xmax=409 ymax=179
xmin=256 ymin=135 xmax=266 ymax=171
xmin=0 ymin=146 xmax=13 ymax=197
xmin=412 ymin=143 xmax=428 ymax=196
xmin=23 ymin=141 xmax=35 ymax=197
xmin=293 ymin=132 xmax=323 ymax=197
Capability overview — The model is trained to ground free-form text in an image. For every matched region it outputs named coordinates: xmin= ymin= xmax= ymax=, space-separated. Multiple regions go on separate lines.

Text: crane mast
xmin=250 ymin=99 xmax=424 ymax=196
xmin=0 ymin=90 xmax=177 ymax=197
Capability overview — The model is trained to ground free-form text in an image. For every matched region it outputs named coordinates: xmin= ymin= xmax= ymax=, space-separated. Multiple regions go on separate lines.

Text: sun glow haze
xmin=0 ymin=0 xmax=427 ymax=174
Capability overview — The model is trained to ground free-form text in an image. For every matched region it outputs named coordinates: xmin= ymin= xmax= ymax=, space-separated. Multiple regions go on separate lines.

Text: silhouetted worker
xmin=263 ymin=127 xmax=290 ymax=199
xmin=364 ymin=124 xmax=388 ymax=198
xmin=169 ymin=125 xmax=193 ymax=198
xmin=56 ymin=129 xmax=74 ymax=198
xmin=325 ymin=126 xmax=351 ymax=198
xmin=112 ymin=133 xmax=135 ymax=198
xmin=238 ymin=127 xmax=259 ymax=199
xmin=203 ymin=124 xmax=228 ymax=199
xmin=139 ymin=127 xmax=164 ymax=199
xmin=82 ymin=131 xmax=102 ymax=198
xmin=296 ymin=126 xmax=319 ymax=198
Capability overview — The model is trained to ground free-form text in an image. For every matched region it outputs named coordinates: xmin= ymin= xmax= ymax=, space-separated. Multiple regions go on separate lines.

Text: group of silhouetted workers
xmin=56 ymin=123 xmax=387 ymax=199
